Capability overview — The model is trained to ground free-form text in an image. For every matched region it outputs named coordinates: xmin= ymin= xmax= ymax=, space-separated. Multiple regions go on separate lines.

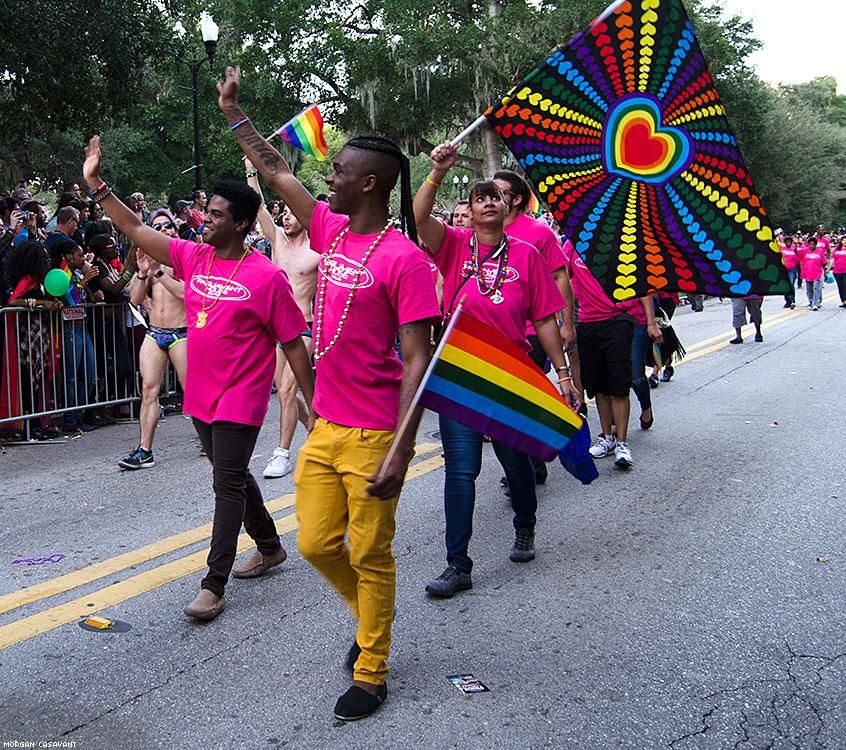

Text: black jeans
xmin=192 ymin=418 xmax=281 ymax=597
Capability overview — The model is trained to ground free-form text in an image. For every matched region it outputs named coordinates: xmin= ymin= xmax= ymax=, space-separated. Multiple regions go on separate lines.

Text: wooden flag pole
xmin=376 ymin=298 xmax=467 ymax=481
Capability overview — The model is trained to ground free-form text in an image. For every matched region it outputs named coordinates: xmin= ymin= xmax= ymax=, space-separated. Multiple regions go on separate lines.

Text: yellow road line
xmin=677 ymin=292 xmax=838 ymax=367
xmin=0 ymin=442 xmax=441 ymax=619
xmin=0 ymin=449 xmax=444 ymax=651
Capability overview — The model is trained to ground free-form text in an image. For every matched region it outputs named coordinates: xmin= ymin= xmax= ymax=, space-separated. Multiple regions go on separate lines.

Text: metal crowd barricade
xmin=0 ymin=302 xmax=180 ymax=439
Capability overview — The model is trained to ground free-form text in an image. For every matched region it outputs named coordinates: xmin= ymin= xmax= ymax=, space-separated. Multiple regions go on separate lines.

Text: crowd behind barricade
xmin=0 ymin=180 xmax=239 ymax=442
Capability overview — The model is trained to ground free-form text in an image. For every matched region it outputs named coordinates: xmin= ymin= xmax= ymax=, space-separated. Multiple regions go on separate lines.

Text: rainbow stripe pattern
xmin=484 ymin=0 xmax=790 ymax=301
xmin=419 ymin=310 xmax=586 ymax=463
xmin=275 ymin=104 xmax=329 ymax=161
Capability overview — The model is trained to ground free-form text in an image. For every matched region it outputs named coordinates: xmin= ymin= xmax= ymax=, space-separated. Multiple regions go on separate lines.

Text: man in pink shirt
xmin=81 ymin=139 xmax=316 ymax=623
xmin=797 ymin=236 xmax=826 ymax=310
xmin=217 ymin=66 xmax=440 ymax=721
xmin=565 ymin=246 xmax=662 ymax=468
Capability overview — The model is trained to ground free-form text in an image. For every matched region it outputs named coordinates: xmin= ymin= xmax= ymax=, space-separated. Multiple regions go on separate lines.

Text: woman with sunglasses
xmin=119 ymin=209 xmax=188 ymax=469
xmin=414 ymin=142 xmax=577 ymax=598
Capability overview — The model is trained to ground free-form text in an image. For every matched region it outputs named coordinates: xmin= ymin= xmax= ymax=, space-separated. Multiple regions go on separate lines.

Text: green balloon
xmin=44 ymin=269 xmax=70 ymax=297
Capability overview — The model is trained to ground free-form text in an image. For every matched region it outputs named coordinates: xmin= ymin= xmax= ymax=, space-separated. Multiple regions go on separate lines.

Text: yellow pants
xmin=295 ymin=418 xmax=401 ymax=685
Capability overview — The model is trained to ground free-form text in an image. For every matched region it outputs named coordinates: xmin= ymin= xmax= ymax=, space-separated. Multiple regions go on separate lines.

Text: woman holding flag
xmin=414 ymin=142 xmax=578 ymax=598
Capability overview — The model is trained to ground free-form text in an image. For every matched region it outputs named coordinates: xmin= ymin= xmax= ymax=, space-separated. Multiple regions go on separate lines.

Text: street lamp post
xmin=177 ymin=14 xmax=219 ymax=191
xmin=452 ymin=173 xmax=470 ymax=200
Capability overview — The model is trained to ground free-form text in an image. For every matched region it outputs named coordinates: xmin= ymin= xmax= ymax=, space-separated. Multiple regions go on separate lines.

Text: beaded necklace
xmin=196 ymin=246 xmax=251 ymax=328
xmin=469 ymin=232 xmax=509 ymax=305
xmin=312 ymin=221 xmax=392 ymax=361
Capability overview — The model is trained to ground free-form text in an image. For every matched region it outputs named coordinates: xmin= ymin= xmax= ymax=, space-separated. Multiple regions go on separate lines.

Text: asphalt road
xmin=1 ymin=293 xmax=844 ymax=750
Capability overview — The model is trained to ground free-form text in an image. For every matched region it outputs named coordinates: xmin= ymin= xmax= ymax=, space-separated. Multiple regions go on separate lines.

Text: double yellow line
xmin=0 ymin=444 xmax=444 ymax=651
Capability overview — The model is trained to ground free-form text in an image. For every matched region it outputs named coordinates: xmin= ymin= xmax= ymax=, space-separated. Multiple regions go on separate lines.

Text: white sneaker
xmin=263 ymin=448 xmax=292 ymax=478
xmin=589 ymin=434 xmax=617 ymax=458
xmin=614 ymin=441 xmax=633 ymax=469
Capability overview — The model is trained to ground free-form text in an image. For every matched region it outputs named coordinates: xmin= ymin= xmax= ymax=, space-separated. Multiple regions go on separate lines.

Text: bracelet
xmin=245 ymin=169 xmax=257 ymax=178
xmin=120 ymin=271 xmax=132 ymax=282
xmin=136 ymin=274 xmax=148 ymax=280
xmin=92 ymin=187 xmax=113 ymax=202
xmin=86 ymin=180 xmax=106 ymax=197
xmin=425 ymin=177 xmax=441 ymax=189
xmin=230 ymin=117 xmax=250 ymax=131
xmin=557 ymin=376 xmax=573 ymax=384
xmin=556 ymin=365 xmax=571 ymax=373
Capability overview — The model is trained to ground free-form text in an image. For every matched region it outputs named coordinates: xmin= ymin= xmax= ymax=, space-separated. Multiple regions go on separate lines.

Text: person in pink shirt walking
xmin=797 ymin=236 xmax=826 ymax=310
xmin=414 ymin=143 xmax=577 ymax=598
xmin=217 ymin=66 xmax=440 ymax=721
xmin=778 ymin=235 xmax=799 ymax=309
xmin=826 ymin=235 xmax=846 ymax=307
xmin=81 ymin=139 xmax=316 ymax=624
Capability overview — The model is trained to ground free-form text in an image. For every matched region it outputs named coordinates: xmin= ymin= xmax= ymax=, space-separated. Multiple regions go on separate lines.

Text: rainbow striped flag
xmin=417 ymin=304 xmax=597 ymax=482
xmin=525 ymin=190 xmax=541 ymax=215
xmin=273 ymin=104 xmax=329 ymax=161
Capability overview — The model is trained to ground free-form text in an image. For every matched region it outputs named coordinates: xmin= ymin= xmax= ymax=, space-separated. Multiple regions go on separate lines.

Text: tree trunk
xmin=480 ymin=122 xmax=502 ymax=177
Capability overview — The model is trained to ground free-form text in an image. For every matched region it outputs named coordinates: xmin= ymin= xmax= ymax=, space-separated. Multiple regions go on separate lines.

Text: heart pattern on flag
xmin=603 ymin=94 xmax=693 ymax=185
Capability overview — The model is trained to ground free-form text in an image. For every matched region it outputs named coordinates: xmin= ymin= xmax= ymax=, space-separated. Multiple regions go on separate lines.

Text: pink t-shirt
xmin=816 ymin=236 xmax=831 ymax=254
xmin=563 ymin=240 xmax=641 ymax=322
xmin=433 ymin=224 xmax=564 ymax=351
xmin=830 ymin=247 xmax=846 ymax=274
xmin=797 ymin=246 xmax=826 ymax=282
xmin=308 ymin=202 xmax=441 ymax=430
xmin=170 ymin=238 xmax=306 ymax=426
xmin=780 ymin=245 xmax=798 ymax=270
xmin=504 ymin=212 xmax=567 ymax=335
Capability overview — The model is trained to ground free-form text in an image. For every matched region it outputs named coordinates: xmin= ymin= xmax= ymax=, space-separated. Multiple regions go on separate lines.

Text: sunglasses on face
xmin=152 ymin=221 xmax=175 ymax=231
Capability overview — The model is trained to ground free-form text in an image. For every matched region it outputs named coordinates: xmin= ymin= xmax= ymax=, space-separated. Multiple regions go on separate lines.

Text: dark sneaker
xmin=729 ymin=337 xmax=743 ymax=345
xmin=345 ymin=640 xmax=362 ymax=672
xmin=119 ymin=447 xmax=155 ymax=470
xmin=754 ymin=332 xmax=763 ymax=342
xmin=333 ymin=683 xmax=387 ymax=721
xmin=425 ymin=566 xmax=472 ymax=598
xmin=660 ymin=366 xmax=674 ymax=383
xmin=648 ymin=374 xmax=659 ymax=389
xmin=509 ymin=527 xmax=535 ymax=562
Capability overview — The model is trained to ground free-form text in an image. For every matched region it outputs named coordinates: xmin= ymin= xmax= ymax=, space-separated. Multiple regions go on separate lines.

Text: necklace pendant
xmin=196 ymin=311 xmax=208 ymax=328
xmin=491 ymin=290 xmax=504 ymax=305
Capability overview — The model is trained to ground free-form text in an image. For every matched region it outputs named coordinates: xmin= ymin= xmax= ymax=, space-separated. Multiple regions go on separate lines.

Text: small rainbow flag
xmin=273 ymin=104 xmax=329 ymax=161
xmin=525 ymin=190 xmax=541 ymax=215
xmin=416 ymin=304 xmax=596 ymax=482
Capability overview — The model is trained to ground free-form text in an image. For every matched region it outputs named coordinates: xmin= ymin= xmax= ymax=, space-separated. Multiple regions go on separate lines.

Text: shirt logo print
xmin=460 ymin=260 xmax=520 ymax=285
xmin=321 ymin=254 xmax=375 ymax=289
xmin=190 ymin=275 xmax=252 ymax=301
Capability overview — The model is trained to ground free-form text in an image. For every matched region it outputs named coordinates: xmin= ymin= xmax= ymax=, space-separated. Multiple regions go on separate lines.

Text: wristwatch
xmin=155 ymin=269 xmax=165 ymax=278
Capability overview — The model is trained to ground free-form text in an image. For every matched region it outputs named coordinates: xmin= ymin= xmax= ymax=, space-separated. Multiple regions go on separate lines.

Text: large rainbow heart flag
xmin=483 ymin=0 xmax=791 ymax=301
xmin=417 ymin=305 xmax=597 ymax=484
xmin=273 ymin=104 xmax=329 ymax=161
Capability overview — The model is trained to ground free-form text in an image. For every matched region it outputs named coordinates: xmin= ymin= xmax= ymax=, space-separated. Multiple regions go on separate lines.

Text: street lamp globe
xmin=452 ymin=175 xmax=459 ymax=188
xmin=200 ymin=13 xmax=219 ymax=63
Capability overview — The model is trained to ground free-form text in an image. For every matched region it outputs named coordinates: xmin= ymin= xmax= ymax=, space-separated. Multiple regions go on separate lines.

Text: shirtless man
xmin=245 ymin=160 xmax=320 ymax=478
xmin=118 ymin=209 xmax=187 ymax=469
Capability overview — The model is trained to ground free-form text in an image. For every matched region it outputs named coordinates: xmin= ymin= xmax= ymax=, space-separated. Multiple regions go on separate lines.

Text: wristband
xmin=245 ymin=169 xmax=257 ymax=178
xmin=136 ymin=274 xmax=148 ymax=280
xmin=86 ymin=180 xmax=106 ymax=197
xmin=155 ymin=269 xmax=165 ymax=278
xmin=556 ymin=365 xmax=571 ymax=373
xmin=230 ymin=117 xmax=250 ymax=131
xmin=557 ymin=377 xmax=573 ymax=384
xmin=425 ymin=177 xmax=441 ymax=189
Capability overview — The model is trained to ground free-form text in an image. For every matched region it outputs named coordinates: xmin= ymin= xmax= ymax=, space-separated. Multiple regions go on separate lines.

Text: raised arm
xmin=413 ymin=142 xmax=457 ymax=254
xmin=82 ymin=137 xmax=172 ymax=266
xmin=244 ymin=157 xmax=279 ymax=245
xmin=217 ymin=66 xmax=316 ymax=232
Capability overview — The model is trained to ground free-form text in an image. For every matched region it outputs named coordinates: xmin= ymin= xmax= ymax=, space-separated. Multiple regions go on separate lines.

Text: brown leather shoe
xmin=231 ymin=546 xmax=288 ymax=579
xmin=183 ymin=589 xmax=225 ymax=621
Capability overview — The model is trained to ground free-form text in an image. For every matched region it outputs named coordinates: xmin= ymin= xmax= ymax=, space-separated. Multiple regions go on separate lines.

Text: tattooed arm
xmin=217 ymin=66 xmax=317 ymax=232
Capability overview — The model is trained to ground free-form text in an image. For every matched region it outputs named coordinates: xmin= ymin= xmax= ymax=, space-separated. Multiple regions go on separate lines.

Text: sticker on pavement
xmin=447 ymin=674 xmax=490 ymax=694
